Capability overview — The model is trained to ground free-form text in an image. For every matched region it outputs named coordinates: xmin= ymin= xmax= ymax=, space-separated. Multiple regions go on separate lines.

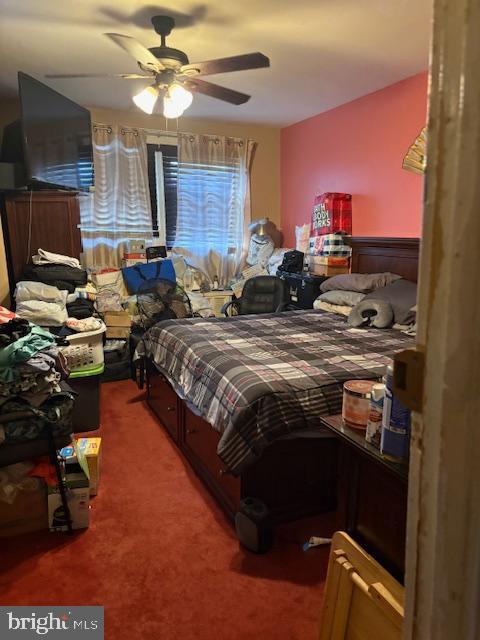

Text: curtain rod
xmin=93 ymin=123 xmax=178 ymax=138
xmin=144 ymin=128 xmax=178 ymax=139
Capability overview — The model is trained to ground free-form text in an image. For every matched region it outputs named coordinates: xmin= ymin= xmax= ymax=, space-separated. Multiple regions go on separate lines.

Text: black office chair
xmin=221 ymin=275 xmax=291 ymax=316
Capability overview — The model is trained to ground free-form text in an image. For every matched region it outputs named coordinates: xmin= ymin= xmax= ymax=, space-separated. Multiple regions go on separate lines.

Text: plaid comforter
xmin=140 ymin=310 xmax=413 ymax=474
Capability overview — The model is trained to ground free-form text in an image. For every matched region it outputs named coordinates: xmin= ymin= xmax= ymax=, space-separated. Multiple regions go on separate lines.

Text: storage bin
xmin=69 ymin=363 xmax=104 ymax=432
xmin=60 ymin=322 xmax=106 ymax=373
xmin=277 ymin=271 xmax=328 ymax=309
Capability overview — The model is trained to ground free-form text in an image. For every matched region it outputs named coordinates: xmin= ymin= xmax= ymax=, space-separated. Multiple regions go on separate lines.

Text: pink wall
xmin=280 ymin=72 xmax=428 ymax=245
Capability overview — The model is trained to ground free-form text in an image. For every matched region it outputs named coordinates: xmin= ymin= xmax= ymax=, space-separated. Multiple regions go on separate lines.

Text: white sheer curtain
xmin=79 ymin=124 xmax=153 ymax=268
xmin=173 ymin=132 xmax=256 ymax=286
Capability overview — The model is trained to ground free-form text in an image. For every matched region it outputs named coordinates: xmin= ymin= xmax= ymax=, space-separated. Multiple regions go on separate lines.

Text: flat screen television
xmin=3 ymin=72 xmax=94 ymax=191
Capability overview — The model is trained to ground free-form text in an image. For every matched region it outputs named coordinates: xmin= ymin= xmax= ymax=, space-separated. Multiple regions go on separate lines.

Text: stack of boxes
xmin=121 ymin=240 xmax=147 ymax=268
xmin=307 ymin=192 xmax=353 ymax=277
xmin=104 ymin=310 xmax=131 ymax=339
xmin=49 ymin=437 xmax=102 ymax=532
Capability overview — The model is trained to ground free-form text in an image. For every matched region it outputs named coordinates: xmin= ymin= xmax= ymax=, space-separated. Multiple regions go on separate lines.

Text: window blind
xmin=175 ymin=159 xmax=243 ymax=254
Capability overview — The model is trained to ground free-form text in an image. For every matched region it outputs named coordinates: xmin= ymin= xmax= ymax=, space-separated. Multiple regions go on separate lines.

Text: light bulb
xmin=163 ymin=95 xmax=184 ymax=119
xmin=132 ymin=86 xmax=159 ymax=114
xmin=168 ymin=83 xmax=193 ymax=111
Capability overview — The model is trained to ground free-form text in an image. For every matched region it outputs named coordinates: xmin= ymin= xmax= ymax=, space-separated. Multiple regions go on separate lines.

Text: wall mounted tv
xmin=1 ymin=72 xmax=94 ymax=191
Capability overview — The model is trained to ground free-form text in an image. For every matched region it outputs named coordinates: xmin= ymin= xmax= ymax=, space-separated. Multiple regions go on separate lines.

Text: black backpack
xmin=277 ymin=250 xmax=304 ymax=274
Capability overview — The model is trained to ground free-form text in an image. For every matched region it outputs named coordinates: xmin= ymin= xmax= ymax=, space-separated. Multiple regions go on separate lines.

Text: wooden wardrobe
xmin=0 ymin=190 xmax=82 ymax=294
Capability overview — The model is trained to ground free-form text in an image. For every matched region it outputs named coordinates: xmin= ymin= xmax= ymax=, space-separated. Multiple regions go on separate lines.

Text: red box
xmin=123 ymin=252 xmax=146 ymax=260
xmin=311 ymin=193 xmax=352 ymax=237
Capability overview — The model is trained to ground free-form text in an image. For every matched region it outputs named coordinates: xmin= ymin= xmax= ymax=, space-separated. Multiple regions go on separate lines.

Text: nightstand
xmin=200 ymin=290 xmax=234 ymax=317
xmin=320 ymin=414 xmax=408 ymax=582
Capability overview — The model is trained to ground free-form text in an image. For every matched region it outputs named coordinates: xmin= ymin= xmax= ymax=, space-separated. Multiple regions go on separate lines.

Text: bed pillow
xmin=363 ymin=278 xmax=417 ymax=325
xmin=348 ymin=300 xmax=394 ymax=329
xmin=320 ymin=272 xmax=402 ymax=294
xmin=317 ymin=290 xmax=365 ymax=307
xmin=313 ymin=300 xmax=352 ymax=317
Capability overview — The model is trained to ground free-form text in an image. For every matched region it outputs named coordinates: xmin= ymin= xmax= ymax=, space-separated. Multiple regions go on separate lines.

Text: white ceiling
xmin=0 ymin=0 xmax=432 ymax=126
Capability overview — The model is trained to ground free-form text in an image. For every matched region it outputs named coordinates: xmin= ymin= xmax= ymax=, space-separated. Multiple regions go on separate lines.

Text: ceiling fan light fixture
xmin=168 ymin=83 xmax=193 ymax=111
xmin=163 ymin=94 xmax=185 ymax=119
xmin=132 ymin=85 xmax=159 ymax=114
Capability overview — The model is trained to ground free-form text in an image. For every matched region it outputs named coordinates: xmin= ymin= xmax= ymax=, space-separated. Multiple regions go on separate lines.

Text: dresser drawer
xmin=183 ymin=407 xmax=240 ymax=510
xmin=147 ymin=371 xmax=180 ymax=442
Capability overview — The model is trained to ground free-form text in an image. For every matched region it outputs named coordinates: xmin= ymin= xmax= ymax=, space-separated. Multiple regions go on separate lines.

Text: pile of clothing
xmin=15 ymin=249 xmax=97 ymax=330
xmin=0 ymin=318 xmax=75 ymax=446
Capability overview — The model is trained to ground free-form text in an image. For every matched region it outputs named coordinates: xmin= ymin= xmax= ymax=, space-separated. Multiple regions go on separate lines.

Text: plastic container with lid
xmin=342 ymin=380 xmax=376 ymax=429
xmin=380 ymin=365 xmax=411 ymax=461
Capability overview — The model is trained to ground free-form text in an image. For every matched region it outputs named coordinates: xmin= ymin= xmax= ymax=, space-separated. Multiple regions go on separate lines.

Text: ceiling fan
xmin=46 ymin=15 xmax=270 ymax=118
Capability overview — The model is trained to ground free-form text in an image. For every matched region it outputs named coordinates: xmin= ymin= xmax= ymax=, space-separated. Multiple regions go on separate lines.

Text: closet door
xmin=1 ymin=190 xmax=82 ymax=290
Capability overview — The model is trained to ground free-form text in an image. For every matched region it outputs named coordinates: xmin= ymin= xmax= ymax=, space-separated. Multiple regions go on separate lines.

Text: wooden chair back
xmin=319 ymin=532 xmax=404 ymax=640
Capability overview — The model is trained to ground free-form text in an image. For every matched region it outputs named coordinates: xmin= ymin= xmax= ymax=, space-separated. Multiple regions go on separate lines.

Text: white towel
xmin=32 ymin=248 xmax=80 ymax=269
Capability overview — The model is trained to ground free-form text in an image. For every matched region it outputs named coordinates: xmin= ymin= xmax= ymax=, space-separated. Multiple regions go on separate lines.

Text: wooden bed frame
xmin=146 ymin=237 xmax=420 ymax=524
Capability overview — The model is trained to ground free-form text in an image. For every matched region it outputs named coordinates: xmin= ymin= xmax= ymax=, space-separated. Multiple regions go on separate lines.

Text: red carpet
xmin=0 ymin=380 xmax=333 ymax=639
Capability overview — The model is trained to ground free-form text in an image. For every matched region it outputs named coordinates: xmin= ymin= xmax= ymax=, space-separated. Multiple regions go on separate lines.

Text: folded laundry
xmin=15 ymin=300 xmax=68 ymax=327
xmin=32 ymin=248 xmax=81 ymax=269
xmin=15 ymin=281 xmax=68 ymax=305
xmin=14 ymin=281 xmax=68 ymax=327
xmin=66 ymin=317 xmax=103 ymax=333
xmin=67 ymin=290 xmax=96 ymax=304
xmin=23 ymin=264 xmax=87 ymax=291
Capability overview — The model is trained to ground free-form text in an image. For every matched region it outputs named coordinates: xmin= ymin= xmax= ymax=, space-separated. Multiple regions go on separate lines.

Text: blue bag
xmin=121 ymin=260 xmax=176 ymax=294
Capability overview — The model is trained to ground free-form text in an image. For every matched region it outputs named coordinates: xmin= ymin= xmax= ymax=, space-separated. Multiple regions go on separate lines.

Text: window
xmin=146 ymin=143 xmax=178 ymax=248
xmin=174 ymin=157 xmax=244 ymax=256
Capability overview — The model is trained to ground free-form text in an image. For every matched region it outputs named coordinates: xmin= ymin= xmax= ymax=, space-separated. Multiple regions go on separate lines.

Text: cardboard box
xmin=48 ymin=468 xmax=90 ymax=532
xmin=76 ymin=437 xmax=102 ymax=496
xmin=127 ymin=240 xmax=146 ymax=253
xmin=60 ymin=438 xmax=102 ymax=497
xmin=307 ymin=255 xmax=350 ymax=276
xmin=121 ymin=258 xmax=147 ymax=268
xmin=105 ymin=326 xmax=130 ymax=339
xmin=309 ymin=265 xmax=350 ymax=276
xmin=308 ymin=256 xmax=350 ymax=267
xmin=123 ymin=252 xmax=146 ymax=260
xmin=0 ymin=477 xmax=48 ymax=537
xmin=104 ymin=310 xmax=131 ymax=327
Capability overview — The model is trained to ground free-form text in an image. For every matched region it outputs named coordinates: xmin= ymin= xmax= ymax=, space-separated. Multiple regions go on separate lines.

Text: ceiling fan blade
xmin=45 ymin=73 xmax=151 ymax=79
xmin=104 ymin=33 xmax=164 ymax=73
xmin=184 ymin=78 xmax=250 ymax=105
xmin=180 ymin=52 xmax=269 ymax=77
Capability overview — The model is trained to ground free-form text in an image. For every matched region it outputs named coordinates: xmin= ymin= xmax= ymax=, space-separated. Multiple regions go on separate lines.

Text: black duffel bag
xmin=24 ymin=264 xmax=88 ymax=292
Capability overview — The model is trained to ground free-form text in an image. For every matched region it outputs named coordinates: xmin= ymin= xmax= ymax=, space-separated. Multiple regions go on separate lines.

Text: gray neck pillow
xmin=348 ymin=300 xmax=394 ymax=329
